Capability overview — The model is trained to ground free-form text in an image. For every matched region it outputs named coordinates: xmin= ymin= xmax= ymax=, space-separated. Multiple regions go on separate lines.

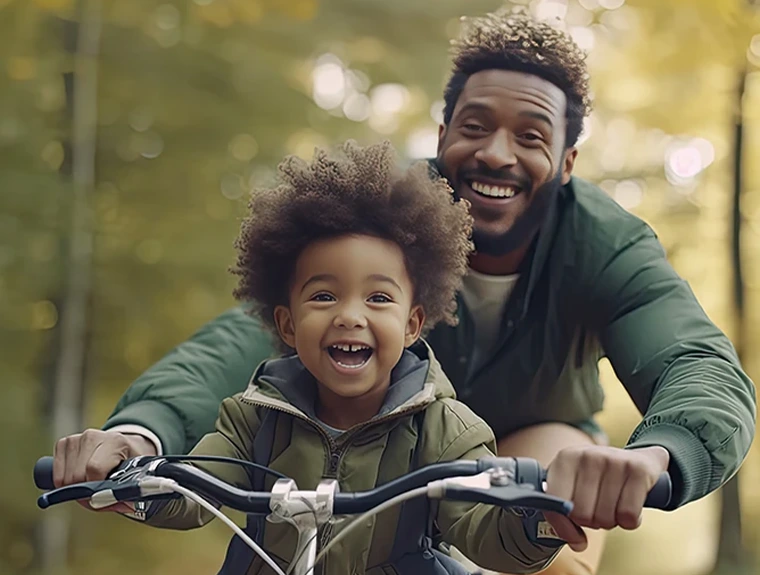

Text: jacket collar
xmin=242 ymin=341 xmax=455 ymax=432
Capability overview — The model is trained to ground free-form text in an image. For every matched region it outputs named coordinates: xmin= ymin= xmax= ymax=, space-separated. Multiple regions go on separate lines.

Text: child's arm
xmin=437 ymin=491 xmax=562 ymax=574
xmin=141 ymin=396 xmax=256 ymax=530
xmin=428 ymin=403 xmax=563 ymax=574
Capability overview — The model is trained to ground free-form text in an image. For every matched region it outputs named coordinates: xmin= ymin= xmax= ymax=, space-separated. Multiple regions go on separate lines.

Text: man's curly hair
xmin=443 ymin=6 xmax=592 ymax=147
xmin=231 ymin=140 xmax=474 ymax=342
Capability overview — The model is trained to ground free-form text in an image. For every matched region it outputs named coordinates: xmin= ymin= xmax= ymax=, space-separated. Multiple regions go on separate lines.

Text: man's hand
xmin=543 ymin=445 xmax=670 ymax=552
xmin=53 ymin=429 xmax=158 ymax=512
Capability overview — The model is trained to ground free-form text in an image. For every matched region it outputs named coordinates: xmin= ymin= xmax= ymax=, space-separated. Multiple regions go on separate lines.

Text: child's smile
xmin=274 ymin=234 xmax=425 ymax=428
xmin=326 ymin=341 xmax=374 ymax=374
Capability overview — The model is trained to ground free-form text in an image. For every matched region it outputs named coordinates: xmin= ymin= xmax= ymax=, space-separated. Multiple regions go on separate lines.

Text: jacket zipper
xmin=239 ymin=396 xmax=429 ymax=573
xmin=239 ymin=398 xmax=340 ymax=575
xmin=239 ymin=397 xmax=430 ymax=475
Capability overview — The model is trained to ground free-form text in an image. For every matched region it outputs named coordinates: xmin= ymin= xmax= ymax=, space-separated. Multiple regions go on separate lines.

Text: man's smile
xmin=459 ymin=176 xmax=530 ymax=212
xmin=470 ymin=180 xmax=521 ymax=199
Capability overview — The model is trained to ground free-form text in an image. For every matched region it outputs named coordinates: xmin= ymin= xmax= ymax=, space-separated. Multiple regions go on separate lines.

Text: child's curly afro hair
xmin=231 ymin=140 xmax=474 ymax=338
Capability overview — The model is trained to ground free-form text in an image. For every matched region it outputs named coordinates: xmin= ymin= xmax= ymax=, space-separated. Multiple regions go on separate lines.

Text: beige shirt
xmin=460 ymin=268 xmax=520 ymax=373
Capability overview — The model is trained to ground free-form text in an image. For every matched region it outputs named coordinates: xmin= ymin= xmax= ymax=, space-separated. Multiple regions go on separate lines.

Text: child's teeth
xmin=333 ymin=344 xmax=368 ymax=352
xmin=336 ymin=360 xmax=368 ymax=369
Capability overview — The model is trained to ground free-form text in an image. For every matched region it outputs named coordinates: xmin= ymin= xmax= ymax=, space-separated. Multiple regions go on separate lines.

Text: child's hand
xmin=543 ymin=444 xmax=670 ymax=552
xmin=53 ymin=429 xmax=157 ymax=513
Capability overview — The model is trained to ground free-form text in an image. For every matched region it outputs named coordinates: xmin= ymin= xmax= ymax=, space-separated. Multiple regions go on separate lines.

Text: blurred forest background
xmin=1 ymin=0 xmax=760 ymax=574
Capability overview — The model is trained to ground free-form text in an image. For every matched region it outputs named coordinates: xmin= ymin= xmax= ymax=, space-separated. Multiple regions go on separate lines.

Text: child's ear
xmin=404 ymin=305 xmax=425 ymax=347
xmin=273 ymin=305 xmax=296 ymax=349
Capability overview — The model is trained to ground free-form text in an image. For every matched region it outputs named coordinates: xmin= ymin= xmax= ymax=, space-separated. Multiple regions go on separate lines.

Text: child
xmin=140 ymin=141 xmax=563 ymax=574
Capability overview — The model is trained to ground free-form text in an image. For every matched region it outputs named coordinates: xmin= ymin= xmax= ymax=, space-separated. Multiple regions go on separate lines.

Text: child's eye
xmin=368 ymin=293 xmax=392 ymax=304
xmin=311 ymin=292 xmax=335 ymax=302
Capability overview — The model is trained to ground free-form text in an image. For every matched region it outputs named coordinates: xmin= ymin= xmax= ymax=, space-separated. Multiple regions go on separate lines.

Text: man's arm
xmin=143 ymin=397 xmax=257 ymax=530
xmin=102 ymin=305 xmax=276 ymax=454
xmin=589 ymin=223 xmax=756 ymax=508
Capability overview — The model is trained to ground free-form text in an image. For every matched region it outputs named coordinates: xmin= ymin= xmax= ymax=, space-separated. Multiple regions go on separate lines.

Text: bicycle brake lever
xmin=38 ymin=474 xmax=181 ymax=510
xmin=107 ymin=455 xmax=155 ymax=480
xmin=37 ymin=479 xmax=128 ymax=509
xmin=37 ymin=459 xmax=161 ymax=510
xmin=89 ymin=478 xmax=182 ymax=509
xmin=441 ymin=484 xmax=573 ymax=516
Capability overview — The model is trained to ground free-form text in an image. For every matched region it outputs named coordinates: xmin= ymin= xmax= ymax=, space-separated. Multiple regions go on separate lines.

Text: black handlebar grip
xmin=34 ymin=456 xmax=55 ymax=490
xmin=643 ymin=472 xmax=672 ymax=509
xmin=34 ymin=455 xmax=142 ymax=493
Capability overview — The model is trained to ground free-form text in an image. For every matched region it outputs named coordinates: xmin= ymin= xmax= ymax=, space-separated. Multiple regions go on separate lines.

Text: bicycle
xmin=34 ymin=455 xmax=671 ymax=575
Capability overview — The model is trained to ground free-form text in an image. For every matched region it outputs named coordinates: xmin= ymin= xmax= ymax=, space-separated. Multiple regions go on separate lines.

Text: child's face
xmin=274 ymin=234 xmax=424 ymax=402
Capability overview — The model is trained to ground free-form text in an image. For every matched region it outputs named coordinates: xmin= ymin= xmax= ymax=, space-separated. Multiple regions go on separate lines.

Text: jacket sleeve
xmin=144 ymin=397 xmax=257 ymax=530
xmin=102 ymin=305 xmax=277 ymax=454
xmin=428 ymin=401 xmax=563 ymax=574
xmin=588 ymin=222 xmax=756 ymax=508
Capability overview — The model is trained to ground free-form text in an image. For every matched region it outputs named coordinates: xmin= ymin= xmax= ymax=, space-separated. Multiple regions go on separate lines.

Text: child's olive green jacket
xmin=144 ymin=343 xmax=561 ymax=574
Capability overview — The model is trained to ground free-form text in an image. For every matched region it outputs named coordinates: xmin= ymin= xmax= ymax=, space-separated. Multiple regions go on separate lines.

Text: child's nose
xmin=333 ymin=301 xmax=368 ymax=329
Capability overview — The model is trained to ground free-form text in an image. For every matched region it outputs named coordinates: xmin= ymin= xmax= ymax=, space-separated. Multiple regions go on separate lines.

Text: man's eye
xmin=311 ymin=293 xmax=335 ymax=302
xmin=368 ymin=293 xmax=392 ymax=304
xmin=520 ymin=132 xmax=544 ymax=142
xmin=462 ymin=123 xmax=486 ymax=132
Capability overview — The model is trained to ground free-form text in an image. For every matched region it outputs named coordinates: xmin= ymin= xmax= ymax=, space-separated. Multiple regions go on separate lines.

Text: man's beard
xmin=471 ymin=171 xmax=563 ymax=256
xmin=429 ymin=158 xmax=564 ymax=257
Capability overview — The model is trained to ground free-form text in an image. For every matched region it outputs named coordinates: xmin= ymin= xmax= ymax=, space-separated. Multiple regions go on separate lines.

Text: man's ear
xmin=437 ymin=124 xmax=447 ymax=156
xmin=561 ymin=147 xmax=578 ymax=185
xmin=273 ymin=306 xmax=296 ymax=349
xmin=404 ymin=305 xmax=425 ymax=348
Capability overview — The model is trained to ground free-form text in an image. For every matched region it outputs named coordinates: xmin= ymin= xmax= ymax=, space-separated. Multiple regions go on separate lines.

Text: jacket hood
xmin=242 ymin=340 xmax=457 ymax=428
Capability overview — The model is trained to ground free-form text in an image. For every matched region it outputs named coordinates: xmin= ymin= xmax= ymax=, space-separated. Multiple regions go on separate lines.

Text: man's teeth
xmin=331 ymin=343 xmax=370 ymax=352
xmin=471 ymin=181 xmax=517 ymax=198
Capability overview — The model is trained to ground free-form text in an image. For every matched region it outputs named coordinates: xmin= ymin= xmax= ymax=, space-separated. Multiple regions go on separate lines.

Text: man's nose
xmin=473 ymin=130 xmax=517 ymax=170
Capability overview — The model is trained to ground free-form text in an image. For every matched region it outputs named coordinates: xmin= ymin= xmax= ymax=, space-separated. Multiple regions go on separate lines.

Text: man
xmin=52 ymin=8 xmax=755 ymax=575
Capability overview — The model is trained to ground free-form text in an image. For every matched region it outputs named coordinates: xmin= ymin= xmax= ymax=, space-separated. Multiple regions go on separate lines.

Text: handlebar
xmin=33 ymin=454 xmax=673 ymax=513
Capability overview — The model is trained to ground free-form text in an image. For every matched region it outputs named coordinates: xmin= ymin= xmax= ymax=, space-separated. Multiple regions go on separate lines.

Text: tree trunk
xmin=710 ymin=66 xmax=750 ymax=575
xmin=38 ymin=1 xmax=102 ymax=573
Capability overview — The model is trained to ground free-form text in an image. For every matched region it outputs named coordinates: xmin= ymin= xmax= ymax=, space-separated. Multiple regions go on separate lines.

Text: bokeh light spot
xmin=311 ymin=55 xmax=346 ymax=110
xmin=229 ymin=134 xmax=259 ymax=162
xmin=406 ymin=127 xmax=439 ymax=159
xmin=41 ymin=141 xmax=65 ymax=171
xmin=599 ymin=0 xmax=625 ymax=9
xmin=31 ymin=301 xmax=58 ymax=331
xmin=136 ymin=239 xmax=164 ymax=264
xmin=614 ymin=179 xmax=643 ymax=210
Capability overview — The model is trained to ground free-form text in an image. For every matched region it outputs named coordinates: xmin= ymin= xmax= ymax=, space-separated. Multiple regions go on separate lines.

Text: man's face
xmin=437 ymin=69 xmax=577 ymax=255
